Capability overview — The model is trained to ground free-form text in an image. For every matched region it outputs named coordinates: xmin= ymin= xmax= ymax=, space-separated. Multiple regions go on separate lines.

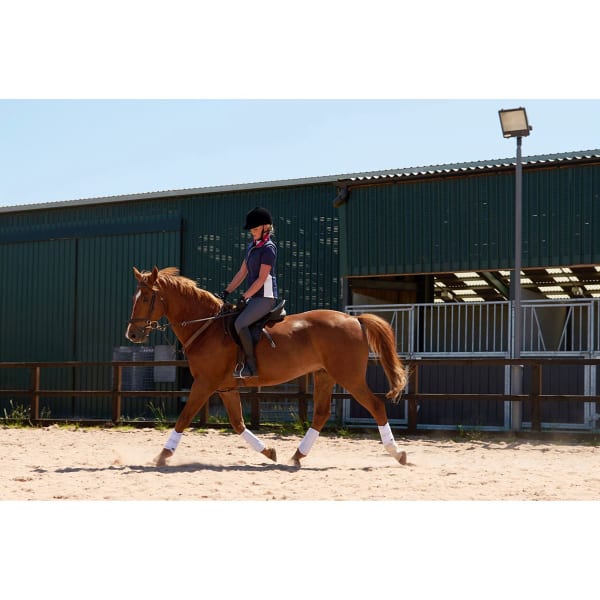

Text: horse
xmin=125 ymin=266 xmax=408 ymax=467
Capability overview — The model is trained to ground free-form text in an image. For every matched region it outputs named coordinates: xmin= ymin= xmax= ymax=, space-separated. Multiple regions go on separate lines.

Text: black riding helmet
xmin=243 ymin=206 xmax=273 ymax=230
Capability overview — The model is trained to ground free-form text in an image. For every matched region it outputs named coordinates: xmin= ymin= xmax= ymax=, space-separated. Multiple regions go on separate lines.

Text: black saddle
xmin=223 ymin=299 xmax=286 ymax=348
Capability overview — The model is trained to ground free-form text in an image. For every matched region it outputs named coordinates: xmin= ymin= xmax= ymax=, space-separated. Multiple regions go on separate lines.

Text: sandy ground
xmin=2 ymin=425 xmax=600 ymax=500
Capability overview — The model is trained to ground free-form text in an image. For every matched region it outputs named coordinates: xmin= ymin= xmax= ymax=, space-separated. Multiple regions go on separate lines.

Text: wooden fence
xmin=0 ymin=360 xmax=315 ymax=429
xmin=1 ymin=358 xmax=600 ymax=432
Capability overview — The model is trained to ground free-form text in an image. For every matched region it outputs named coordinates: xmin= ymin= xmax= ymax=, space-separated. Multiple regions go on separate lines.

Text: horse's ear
xmin=148 ymin=266 xmax=159 ymax=285
xmin=133 ymin=267 xmax=143 ymax=281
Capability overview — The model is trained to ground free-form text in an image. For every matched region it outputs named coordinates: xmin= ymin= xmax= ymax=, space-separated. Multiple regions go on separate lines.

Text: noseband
xmin=127 ymin=282 xmax=168 ymax=336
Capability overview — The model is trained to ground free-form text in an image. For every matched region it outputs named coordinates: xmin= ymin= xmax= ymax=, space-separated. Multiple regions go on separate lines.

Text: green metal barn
xmin=0 ymin=179 xmax=342 ymax=361
xmin=335 ymin=150 xmax=600 ymax=303
xmin=2 ymin=149 xmax=600 ymax=430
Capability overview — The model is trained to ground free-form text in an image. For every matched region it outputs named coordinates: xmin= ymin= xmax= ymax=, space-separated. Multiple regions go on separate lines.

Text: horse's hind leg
xmin=326 ymin=357 xmax=407 ymax=466
xmin=343 ymin=380 xmax=407 ymax=465
xmin=290 ymin=369 xmax=335 ymax=467
xmin=219 ymin=389 xmax=277 ymax=462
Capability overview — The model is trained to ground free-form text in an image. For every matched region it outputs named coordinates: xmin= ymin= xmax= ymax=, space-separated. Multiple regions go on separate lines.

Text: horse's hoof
xmin=155 ymin=448 xmax=173 ymax=467
xmin=289 ymin=450 xmax=304 ymax=468
xmin=385 ymin=443 xmax=407 ymax=465
xmin=262 ymin=447 xmax=277 ymax=462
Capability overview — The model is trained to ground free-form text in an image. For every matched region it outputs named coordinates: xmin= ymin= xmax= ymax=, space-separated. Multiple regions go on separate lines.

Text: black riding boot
xmin=236 ymin=327 xmax=257 ymax=378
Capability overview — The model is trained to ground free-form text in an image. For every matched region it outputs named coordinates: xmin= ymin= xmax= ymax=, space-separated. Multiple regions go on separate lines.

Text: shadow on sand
xmin=51 ymin=462 xmax=334 ymax=475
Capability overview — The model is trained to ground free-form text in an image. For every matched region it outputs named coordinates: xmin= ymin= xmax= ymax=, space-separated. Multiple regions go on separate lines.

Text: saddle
xmin=222 ymin=299 xmax=287 ymax=349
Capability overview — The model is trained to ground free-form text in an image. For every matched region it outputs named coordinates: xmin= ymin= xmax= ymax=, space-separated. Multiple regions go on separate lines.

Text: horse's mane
xmin=153 ymin=267 xmax=220 ymax=309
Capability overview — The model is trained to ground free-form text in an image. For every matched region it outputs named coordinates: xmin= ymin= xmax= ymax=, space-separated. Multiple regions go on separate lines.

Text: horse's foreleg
xmin=290 ymin=370 xmax=335 ymax=467
xmin=155 ymin=381 xmax=212 ymax=466
xmin=219 ymin=390 xmax=277 ymax=462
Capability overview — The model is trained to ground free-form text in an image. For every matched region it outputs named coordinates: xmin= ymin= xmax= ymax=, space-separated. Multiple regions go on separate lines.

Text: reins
xmin=178 ymin=310 xmax=235 ymax=351
xmin=178 ymin=312 xmax=232 ymax=327
xmin=129 ymin=280 xmax=236 ymax=352
xmin=129 ymin=307 xmax=230 ymax=330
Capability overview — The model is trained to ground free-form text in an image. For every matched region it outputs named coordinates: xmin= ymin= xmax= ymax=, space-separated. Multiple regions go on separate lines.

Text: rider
xmin=218 ymin=206 xmax=278 ymax=378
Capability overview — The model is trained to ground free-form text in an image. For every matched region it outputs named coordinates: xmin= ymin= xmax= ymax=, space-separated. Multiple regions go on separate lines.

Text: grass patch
xmin=147 ymin=401 xmax=170 ymax=429
xmin=2 ymin=400 xmax=31 ymax=427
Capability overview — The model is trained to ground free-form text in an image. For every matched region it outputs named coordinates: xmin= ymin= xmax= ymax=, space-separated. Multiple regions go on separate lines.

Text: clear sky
xmin=1 ymin=98 xmax=599 ymax=207
xmin=2 ymin=2 xmax=599 ymax=208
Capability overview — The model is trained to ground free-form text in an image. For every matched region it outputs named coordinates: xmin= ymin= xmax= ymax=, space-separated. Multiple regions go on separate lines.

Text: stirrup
xmin=233 ymin=363 xmax=256 ymax=378
xmin=238 ymin=364 xmax=256 ymax=378
xmin=233 ymin=359 xmax=256 ymax=378
xmin=233 ymin=362 xmax=244 ymax=378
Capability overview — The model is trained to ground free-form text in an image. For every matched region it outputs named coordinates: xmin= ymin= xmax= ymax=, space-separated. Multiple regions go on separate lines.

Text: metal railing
xmin=347 ymin=298 xmax=600 ymax=357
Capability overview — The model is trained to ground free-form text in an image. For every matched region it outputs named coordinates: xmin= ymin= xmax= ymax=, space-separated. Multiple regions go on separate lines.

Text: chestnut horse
xmin=125 ymin=267 xmax=408 ymax=467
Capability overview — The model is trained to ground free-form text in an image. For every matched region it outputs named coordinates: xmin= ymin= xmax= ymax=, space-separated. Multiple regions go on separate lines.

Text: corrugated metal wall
xmin=70 ymin=229 xmax=182 ymax=418
xmin=0 ymin=238 xmax=76 ymax=392
xmin=524 ymin=165 xmax=600 ymax=267
xmin=3 ymin=160 xmax=597 ymax=352
xmin=0 ymin=213 xmax=182 ymax=418
xmin=0 ymin=238 xmax=76 ymax=362
xmin=0 ymin=181 xmax=340 ymax=370
xmin=180 ymin=183 xmax=340 ymax=313
xmin=339 ymin=163 xmax=600 ymax=277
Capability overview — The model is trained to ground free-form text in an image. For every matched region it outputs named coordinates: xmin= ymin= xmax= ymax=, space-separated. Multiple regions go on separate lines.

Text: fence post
xmin=407 ymin=363 xmax=419 ymax=434
xmin=198 ymin=394 xmax=210 ymax=426
xmin=531 ymin=363 xmax=542 ymax=432
xmin=298 ymin=375 xmax=308 ymax=423
xmin=251 ymin=387 xmax=261 ymax=429
xmin=30 ymin=366 xmax=40 ymax=422
xmin=112 ymin=365 xmax=122 ymax=424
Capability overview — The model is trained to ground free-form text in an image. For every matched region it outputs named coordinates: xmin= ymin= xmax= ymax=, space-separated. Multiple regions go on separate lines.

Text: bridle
xmin=127 ymin=282 xmax=169 ymax=338
xmin=127 ymin=280 xmax=232 ymax=350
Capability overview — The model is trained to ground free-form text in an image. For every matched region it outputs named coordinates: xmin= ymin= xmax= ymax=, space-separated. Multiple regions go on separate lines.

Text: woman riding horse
xmin=218 ymin=206 xmax=278 ymax=379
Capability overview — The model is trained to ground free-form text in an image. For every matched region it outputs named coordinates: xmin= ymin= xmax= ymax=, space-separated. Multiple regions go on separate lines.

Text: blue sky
xmin=2 ymin=98 xmax=599 ymax=207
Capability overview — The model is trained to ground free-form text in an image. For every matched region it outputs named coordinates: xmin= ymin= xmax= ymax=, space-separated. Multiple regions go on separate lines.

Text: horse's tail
xmin=357 ymin=313 xmax=407 ymax=401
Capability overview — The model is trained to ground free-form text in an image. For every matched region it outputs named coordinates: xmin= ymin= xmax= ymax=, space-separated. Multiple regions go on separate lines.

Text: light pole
xmin=498 ymin=107 xmax=532 ymax=431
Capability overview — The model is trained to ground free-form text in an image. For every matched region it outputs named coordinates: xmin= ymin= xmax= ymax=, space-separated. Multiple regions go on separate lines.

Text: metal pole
xmin=510 ymin=136 xmax=523 ymax=430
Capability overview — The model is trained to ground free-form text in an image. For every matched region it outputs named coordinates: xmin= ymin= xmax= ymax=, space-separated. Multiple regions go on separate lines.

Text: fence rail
xmin=0 ymin=360 xmax=317 ymax=428
xmin=2 ymin=358 xmax=600 ymax=433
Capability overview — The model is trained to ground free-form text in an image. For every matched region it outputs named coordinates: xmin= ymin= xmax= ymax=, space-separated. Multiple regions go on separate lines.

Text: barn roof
xmin=2 ymin=148 xmax=600 ymax=214
xmin=339 ymin=149 xmax=600 ymax=184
